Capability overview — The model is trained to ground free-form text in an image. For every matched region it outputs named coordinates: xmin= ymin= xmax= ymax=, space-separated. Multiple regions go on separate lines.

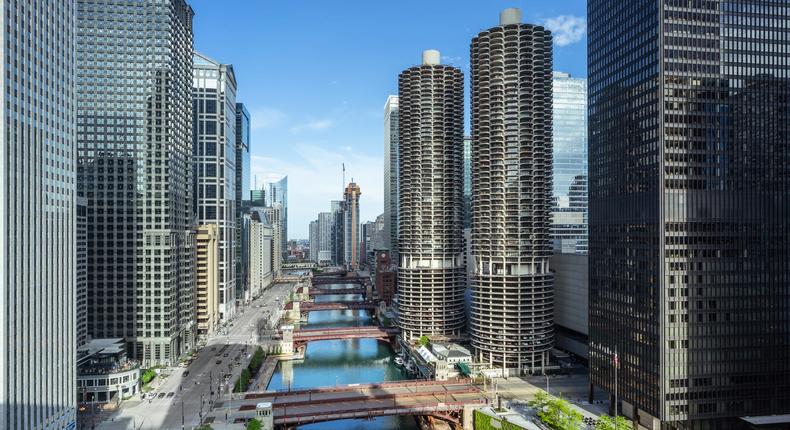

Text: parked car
xmin=157 ymin=392 xmax=166 ymax=398
xmin=216 ymin=359 xmax=222 ymax=365
xmin=167 ymin=392 xmax=175 ymax=398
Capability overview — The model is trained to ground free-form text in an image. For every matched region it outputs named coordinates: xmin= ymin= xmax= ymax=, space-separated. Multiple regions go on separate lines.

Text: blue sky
xmin=191 ymin=0 xmax=587 ymax=238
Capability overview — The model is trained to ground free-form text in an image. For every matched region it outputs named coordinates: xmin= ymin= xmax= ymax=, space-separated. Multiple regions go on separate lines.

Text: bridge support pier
xmin=462 ymin=403 xmax=487 ymax=430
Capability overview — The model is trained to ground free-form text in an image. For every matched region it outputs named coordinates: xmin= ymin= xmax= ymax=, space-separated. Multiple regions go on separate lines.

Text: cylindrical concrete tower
xmin=397 ymin=50 xmax=466 ymax=340
xmin=470 ymin=9 xmax=554 ymax=373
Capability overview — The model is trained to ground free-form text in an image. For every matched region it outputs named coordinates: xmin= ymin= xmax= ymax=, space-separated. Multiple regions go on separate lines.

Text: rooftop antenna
xmin=342 ymin=163 xmax=346 ymax=190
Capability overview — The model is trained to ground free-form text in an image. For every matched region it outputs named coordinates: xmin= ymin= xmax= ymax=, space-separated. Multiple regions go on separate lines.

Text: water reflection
xmin=267 ymin=283 xmax=417 ymax=430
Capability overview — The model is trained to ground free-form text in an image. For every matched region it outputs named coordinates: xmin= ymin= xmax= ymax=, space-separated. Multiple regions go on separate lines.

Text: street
xmin=91 ymin=281 xmax=295 ymax=430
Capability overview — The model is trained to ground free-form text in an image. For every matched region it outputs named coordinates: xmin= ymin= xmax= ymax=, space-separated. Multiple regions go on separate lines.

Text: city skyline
xmin=189 ymin=0 xmax=587 ymax=238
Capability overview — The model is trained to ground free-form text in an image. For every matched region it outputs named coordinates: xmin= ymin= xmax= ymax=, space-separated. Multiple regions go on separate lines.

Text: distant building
xmin=374 ymin=250 xmax=397 ymax=306
xmin=250 ymin=210 xmax=274 ymax=297
xmin=551 ymin=72 xmax=588 ymax=255
xmin=250 ymin=189 xmax=266 ymax=207
xmin=330 ymin=200 xmax=345 ymax=266
xmin=371 ymin=214 xmax=387 ymax=252
xmin=235 ymin=103 xmax=252 ymax=301
xmin=195 ymin=224 xmax=219 ymax=336
xmin=317 ymin=212 xmax=333 ymax=265
xmin=383 ymin=95 xmax=399 ymax=259
xmin=343 ymin=183 xmax=362 ymax=270
xmin=309 ymin=220 xmax=320 ymax=262
xmin=193 ymin=51 xmax=237 ymax=321
xmin=260 ymin=205 xmax=283 ymax=278
xmin=361 ymin=221 xmax=375 ymax=266
xmin=268 ymin=177 xmax=288 ymax=258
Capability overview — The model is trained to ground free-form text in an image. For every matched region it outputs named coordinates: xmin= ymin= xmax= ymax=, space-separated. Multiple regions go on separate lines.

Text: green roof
xmin=456 ymin=362 xmax=471 ymax=376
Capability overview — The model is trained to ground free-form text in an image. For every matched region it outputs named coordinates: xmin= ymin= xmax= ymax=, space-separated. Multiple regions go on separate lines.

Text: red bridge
xmin=287 ymin=326 xmax=399 ymax=349
xmin=308 ymin=287 xmax=366 ymax=297
xmin=311 ymin=276 xmax=367 ymax=286
xmin=220 ymin=379 xmax=487 ymax=428
xmin=284 ymin=301 xmax=377 ymax=313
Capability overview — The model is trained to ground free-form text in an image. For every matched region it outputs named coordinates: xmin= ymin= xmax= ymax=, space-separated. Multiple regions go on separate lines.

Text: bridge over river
xmin=216 ymin=379 xmax=487 ymax=428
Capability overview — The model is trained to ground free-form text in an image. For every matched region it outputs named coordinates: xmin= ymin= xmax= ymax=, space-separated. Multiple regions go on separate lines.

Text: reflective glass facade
xmin=193 ymin=52 xmax=237 ymax=320
xmin=268 ymin=177 xmax=288 ymax=258
xmin=236 ymin=103 xmax=251 ymax=301
xmin=77 ymin=0 xmax=196 ymax=367
xmin=384 ymin=96 xmax=399 ymax=258
xmin=589 ymin=1 xmax=790 ymax=427
xmin=551 ymin=72 xmax=588 ymax=255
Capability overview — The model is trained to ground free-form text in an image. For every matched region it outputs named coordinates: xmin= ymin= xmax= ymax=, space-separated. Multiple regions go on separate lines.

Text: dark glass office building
xmin=588 ymin=1 xmax=790 ymax=428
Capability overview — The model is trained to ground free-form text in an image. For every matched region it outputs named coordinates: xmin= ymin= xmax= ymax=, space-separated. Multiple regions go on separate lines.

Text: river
xmin=266 ymin=283 xmax=419 ymax=430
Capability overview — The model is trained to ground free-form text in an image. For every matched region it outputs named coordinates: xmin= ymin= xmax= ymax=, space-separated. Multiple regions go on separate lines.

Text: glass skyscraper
xmin=551 ymin=72 xmax=588 ymax=255
xmin=384 ymin=95 xmax=400 ymax=258
xmin=235 ymin=103 xmax=251 ymax=301
xmin=77 ymin=0 xmax=196 ymax=366
xmin=268 ymin=177 xmax=288 ymax=258
xmin=2 ymin=1 xmax=77 ymax=428
xmin=589 ymin=1 xmax=790 ymax=428
xmin=193 ymin=52 xmax=237 ymax=321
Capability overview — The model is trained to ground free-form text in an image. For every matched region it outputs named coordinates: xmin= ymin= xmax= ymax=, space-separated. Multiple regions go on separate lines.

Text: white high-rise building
xmin=383 ymin=96 xmax=399 ymax=259
xmin=317 ymin=212 xmax=333 ymax=265
xmin=193 ymin=52 xmax=238 ymax=321
xmin=309 ymin=220 xmax=320 ymax=262
xmin=1 ymin=1 xmax=77 ymax=428
xmin=249 ymin=210 xmax=274 ymax=298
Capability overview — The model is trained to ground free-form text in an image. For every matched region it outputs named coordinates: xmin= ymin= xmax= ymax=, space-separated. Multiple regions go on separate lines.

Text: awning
xmin=456 ymin=362 xmax=471 ymax=376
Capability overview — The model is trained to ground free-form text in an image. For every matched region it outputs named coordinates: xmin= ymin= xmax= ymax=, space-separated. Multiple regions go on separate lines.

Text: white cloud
xmin=250 ymin=107 xmax=287 ymax=130
xmin=543 ymin=15 xmax=586 ymax=47
xmin=289 ymin=119 xmax=334 ymax=134
xmin=250 ymin=144 xmax=383 ymax=239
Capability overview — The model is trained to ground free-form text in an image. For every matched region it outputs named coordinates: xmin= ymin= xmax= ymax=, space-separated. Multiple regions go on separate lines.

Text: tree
xmin=417 ymin=335 xmax=430 ymax=347
xmin=246 ymin=418 xmax=262 ymax=430
xmin=596 ymin=415 xmax=633 ymax=430
xmin=528 ymin=390 xmax=583 ymax=430
xmin=234 ymin=369 xmax=251 ymax=392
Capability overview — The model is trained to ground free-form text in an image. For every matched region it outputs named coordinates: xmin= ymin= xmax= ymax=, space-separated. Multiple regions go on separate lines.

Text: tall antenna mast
xmin=342 ymin=163 xmax=346 ymax=190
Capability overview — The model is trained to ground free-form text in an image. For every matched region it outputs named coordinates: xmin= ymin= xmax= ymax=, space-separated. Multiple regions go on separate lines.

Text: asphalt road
xmin=94 ymin=281 xmax=296 ymax=430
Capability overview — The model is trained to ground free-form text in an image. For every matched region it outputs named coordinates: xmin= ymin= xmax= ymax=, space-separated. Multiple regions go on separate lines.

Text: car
xmin=216 ymin=359 xmax=222 ymax=365
xmin=157 ymin=392 xmax=166 ymax=398
xmin=183 ymin=370 xmax=190 ymax=377
xmin=167 ymin=392 xmax=175 ymax=398
xmin=223 ymin=353 xmax=229 ymax=357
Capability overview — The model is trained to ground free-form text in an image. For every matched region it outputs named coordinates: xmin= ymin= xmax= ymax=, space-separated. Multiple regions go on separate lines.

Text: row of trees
xmin=234 ymin=346 xmax=266 ymax=392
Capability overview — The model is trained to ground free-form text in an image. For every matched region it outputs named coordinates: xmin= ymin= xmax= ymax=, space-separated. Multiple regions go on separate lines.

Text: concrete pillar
xmin=280 ymin=325 xmax=294 ymax=355
xmin=255 ymin=402 xmax=274 ymax=430
xmin=462 ymin=404 xmax=486 ymax=430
